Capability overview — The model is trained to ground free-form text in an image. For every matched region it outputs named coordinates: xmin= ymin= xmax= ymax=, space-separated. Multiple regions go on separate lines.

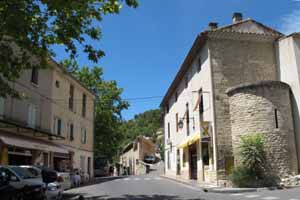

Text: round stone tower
xmin=226 ymin=81 xmax=298 ymax=177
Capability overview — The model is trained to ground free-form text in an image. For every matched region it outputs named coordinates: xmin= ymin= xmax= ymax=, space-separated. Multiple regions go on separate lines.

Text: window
xmin=274 ymin=109 xmax=279 ymax=129
xmin=197 ymin=56 xmax=202 ymax=72
xmin=186 ymin=103 xmax=190 ymax=136
xmin=82 ymin=94 xmax=86 ymax=117
xmin=81 ymin=127 xmax=87 ymax=144
xmin=0 ymin=97 xmax=4 ymax=118
xmin=27 ymin=104 xmax=36 ymax=128
xmin=167 ymin=122 xmax=170 ymax=138
xmin=69 ymin=85 xmax=74 ymax=111
xmin=31 ymin=67 xmax=39 ymax=85
xmin=176 ymin=113 xmax=179 ymax=132
xmin=80 ymin=156 xmax=86 ymax=173
xmin=166 ymin=103 xmax=169 ymax=114
xmin=175 ymin=91 xmax=178 ymax=102
xmin=185 ymin=75 xmax=188 ymax=88
xmin=55 ymin=80 xmax=60 ymax=88
xmin=69 ymin=123 xmax=74 ymax=141
xmin=54 ymin=117 xmax=63 ymax=136
xmin=199 ymin=94 xmax=204 ymax=114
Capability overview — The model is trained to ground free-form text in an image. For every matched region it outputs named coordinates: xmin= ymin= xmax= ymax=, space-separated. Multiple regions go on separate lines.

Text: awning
xmin=177 ymin=133 xmax=200 ymax=148
xmin=0 ymin=135 xmax=69 ymax=154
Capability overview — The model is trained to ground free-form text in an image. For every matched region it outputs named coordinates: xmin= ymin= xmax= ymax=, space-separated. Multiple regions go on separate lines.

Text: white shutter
xmin=0 ymin=97 xmax=4 ymax=117
xmin=31 ymin=105 xmax=36 ymax=128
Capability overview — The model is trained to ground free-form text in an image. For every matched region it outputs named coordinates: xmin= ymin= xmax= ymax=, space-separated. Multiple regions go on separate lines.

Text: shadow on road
xmin=67 ymin=194 xmax=205 ymax=200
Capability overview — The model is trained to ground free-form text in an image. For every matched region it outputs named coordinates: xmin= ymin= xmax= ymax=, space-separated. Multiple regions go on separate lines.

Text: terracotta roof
xmin=160 ymin=19 xmax=284 ymax=107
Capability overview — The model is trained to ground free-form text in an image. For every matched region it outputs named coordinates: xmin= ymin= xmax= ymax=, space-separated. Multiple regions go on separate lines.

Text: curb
xmin=160 ymin=175 xmax=300 ymax=193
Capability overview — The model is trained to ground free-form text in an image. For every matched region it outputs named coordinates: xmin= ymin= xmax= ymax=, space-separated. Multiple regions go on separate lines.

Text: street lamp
xmin=178 ymin=117 xmax=195 ymax=129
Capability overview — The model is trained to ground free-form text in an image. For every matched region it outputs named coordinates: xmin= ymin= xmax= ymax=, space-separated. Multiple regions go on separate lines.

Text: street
xmin=64 ymin=166 xmax=300 ymax=200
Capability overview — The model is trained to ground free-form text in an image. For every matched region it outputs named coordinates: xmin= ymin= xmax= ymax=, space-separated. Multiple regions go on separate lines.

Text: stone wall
xmin=209 ymin=37 xmax=277 ymax=181
xmin=227 ymin=81 xmax=298 ymax=177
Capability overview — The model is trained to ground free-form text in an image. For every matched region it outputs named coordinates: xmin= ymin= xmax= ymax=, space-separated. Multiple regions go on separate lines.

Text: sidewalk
xmin=160 ymin=175 xmax=281 ymax=193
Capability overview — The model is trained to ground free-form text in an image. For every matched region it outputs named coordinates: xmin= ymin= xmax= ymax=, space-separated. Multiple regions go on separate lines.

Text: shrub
xmin=239 ymin=134 xmax=265 ymax=177
xmin=230 ymin=166 xmax=257 ymax=188
xmin=230 ymin=133 xmax=277 ymax=187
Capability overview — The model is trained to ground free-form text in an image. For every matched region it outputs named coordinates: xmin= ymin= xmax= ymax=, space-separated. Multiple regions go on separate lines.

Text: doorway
xmin=202 ymin=142 xmax=210 ymax=181
xmin=189 ymin=143 xmax=197 ymax=180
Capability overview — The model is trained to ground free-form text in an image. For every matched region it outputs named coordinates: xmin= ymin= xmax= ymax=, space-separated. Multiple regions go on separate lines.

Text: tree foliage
xmin=0 ymin=0 xmax=138 ymax=97
xmin=122 ymin=109 xmax=162 ymax=144
xmin=62 ymin=61 xmax=129 ymax=162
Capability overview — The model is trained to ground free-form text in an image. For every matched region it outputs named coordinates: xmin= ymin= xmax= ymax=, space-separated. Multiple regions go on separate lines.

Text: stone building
xmin=161 ymin=13 xmax=300 ymax=186
xmin=120 ymin=136 xmax=156 ymax=175
xmin=0 ymin=59 xmax=95 ymax=178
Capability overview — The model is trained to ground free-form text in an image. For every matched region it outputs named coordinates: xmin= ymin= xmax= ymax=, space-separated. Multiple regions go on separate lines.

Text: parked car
xmin=20 ymin=166 xmax=63 ymax=200
xmin=0 ymin=169 xmax=23 ymax=200
xmin=1 ymin=166 xmax=46 ymax=200
xmin=144 ymin=154 xmax=156 ymax=164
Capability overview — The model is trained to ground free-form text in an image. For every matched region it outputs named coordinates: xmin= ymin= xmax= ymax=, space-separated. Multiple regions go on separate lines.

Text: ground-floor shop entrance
xmin=189 ymin=143 xmax=197 ymax=180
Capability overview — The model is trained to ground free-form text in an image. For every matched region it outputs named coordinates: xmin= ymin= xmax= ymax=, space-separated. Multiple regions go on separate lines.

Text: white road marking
xmin=134 ymin=178 xmax=140 ymax=180
xmin=231 ymin=193 xmax=244 ymax=196
xmin=245 ymin=194 xmax=260 ymax=198
xmin=261 ymin=197 xmax=280 ymax=200
xmin=154 ymin=177 xmax=162 ymax=180
xmin=144 ymin=178 xmax=151 ymax=180
xmin=123 ymin=178 xmax=130 ymax=181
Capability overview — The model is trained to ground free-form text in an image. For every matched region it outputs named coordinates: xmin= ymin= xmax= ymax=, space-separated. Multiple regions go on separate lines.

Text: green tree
xmin=63 ymin=62 xmax=129 ymax=162
xmin=0 ymin=0 xmax=138 ymax=97
xmin=122 ymin=109 xmax=162 ymax=144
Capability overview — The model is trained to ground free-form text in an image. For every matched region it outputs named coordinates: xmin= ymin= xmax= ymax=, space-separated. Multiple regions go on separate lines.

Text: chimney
xmin=232 ymin=12 xmax=243 ymax=23
xmin=208 ymin=22 xmax=218 ymax=30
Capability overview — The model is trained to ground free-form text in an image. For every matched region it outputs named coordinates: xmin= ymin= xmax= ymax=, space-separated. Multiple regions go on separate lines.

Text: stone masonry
xmin=227 ymin=81 xmax=298 ymax=177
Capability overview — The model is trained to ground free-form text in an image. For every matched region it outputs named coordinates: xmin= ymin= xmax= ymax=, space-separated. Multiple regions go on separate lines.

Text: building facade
xmin=0 ymin=59 xmax=95 ymax=178
xmin=161 ymin=13 xmax=300 ymax=186
xmin=120 ymin=136 xmax=156 ymax=175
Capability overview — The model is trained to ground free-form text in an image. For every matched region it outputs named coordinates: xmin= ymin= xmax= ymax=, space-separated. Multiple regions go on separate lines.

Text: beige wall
xmin=277 ymin=35 xmax=300 ymax=170
xmin=51 ymin=66 xmax=94 ymax=153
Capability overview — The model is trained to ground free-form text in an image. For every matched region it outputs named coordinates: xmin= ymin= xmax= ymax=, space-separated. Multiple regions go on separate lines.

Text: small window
xmin=167 ymin=123 xmax=170 ymax=138
xmin=69 ymin=85 xmax=74 ymax=111
xmin=27 ymin=104 xmax=36 ymax=128
xmin=81 ymin=127 xmax=87 ymax=144
xmin=274 ymin=109 xmax=279 ymax=129
xmin=186 ymin=103 xmax=190 ymax=136
xmin=176 ymin=113 xmax=179 ymax=132
xmin=185 ymin=75 xmax=188 ymax=88
xmin=31 ymin=67 xmax=39 ymax=85
xmin=69 ymin=123 xmax=74 ymax=141
xmin=55 ymin=80 xmax=60 ymax=88
xmin=175 ymin=92 xmax=178 ymax=102
xmin=197 ymin=56 xmax=202 ymax=72
xmin=54 ymin=117 xmax=63 ymax=136
xmin=82 ymin=94 xmax=86 ymax=117
xmin=166 ymin=103 xmax=169 ymax=114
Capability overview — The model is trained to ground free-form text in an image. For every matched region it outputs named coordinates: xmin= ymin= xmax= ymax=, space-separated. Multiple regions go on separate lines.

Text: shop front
xmin=0 ymin=132 xmax=69 ymax=168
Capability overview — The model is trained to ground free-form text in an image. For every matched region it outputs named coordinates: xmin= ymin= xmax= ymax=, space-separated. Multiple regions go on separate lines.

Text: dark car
xmin=144 ymin=154 xmax=156 ymax=164
xmin=0 ymin=168 xmax=23 ymax=200
xmin=1 ymin=166 xmax=46 ymax=200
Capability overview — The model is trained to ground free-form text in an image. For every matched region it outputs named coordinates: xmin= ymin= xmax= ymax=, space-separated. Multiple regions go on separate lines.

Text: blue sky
xmin=53 ymin=0 xmax=300 ymax=120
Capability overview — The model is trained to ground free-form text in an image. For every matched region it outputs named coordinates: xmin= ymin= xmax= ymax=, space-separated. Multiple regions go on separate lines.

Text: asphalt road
xmin=64 ymin=165 xmax=300 ymax=200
